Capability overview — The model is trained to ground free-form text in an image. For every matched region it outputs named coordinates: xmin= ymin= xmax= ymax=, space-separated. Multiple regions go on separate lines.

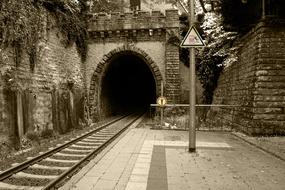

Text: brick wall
xmin=208 ymin=19 xmax=285 ymax=135
xmin=164 ymin=9 xmax=180 ymax=103
xmin=87 ymin=9 xmax=180 ymax=119
xmin=165 ymin=36 xmax=180 ymax=103
xmin=0 ymin=26 xmax=85 ymax=145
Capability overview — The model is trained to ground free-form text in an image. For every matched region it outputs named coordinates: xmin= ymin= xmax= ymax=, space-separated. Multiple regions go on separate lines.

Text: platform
xmin=60 ymin=123 xmax=285 ymax=190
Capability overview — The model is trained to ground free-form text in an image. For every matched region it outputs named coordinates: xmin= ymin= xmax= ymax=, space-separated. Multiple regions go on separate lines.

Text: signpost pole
xmin=160 ymin=82 xmax=164 ymax=128
xmin=188 ymin=0 xmax=196 ymax=152
xmin=262 ymin=0 xmax=266 ymax=19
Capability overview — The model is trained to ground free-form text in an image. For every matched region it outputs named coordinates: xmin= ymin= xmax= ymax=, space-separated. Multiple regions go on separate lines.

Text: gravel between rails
xmin=3 ymin=176 xmax=50 ymax=186
xmin=39 ymin=160 xmax=77 ymax=168
xmin=60 ymin=149 xmax=91 ymax=154
xmin=50 ymin=155 xmax=82 ymax=161
xmin=23 ymin=168 xmax=63 ymax=176
xmin=0 ymin=115 xmax=134 ymax=189
xmin=0 ymin=117 xmax=117 ymax=171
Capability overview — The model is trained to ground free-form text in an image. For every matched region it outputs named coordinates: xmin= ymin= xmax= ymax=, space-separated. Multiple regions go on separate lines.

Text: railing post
xmin=262 ymin=0 xmax=266 ymax=19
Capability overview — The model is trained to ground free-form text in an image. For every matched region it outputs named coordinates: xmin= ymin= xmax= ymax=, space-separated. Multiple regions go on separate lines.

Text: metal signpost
xmin=157 ymin=82 xmax=167 ymax=128
xmin=180 ymin=0 xmax=205 ymax=152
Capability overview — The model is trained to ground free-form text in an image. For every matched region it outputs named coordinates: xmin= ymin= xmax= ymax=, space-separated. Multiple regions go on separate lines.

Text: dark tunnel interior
xmin=101 ymin=53 xmax=157 ymax=115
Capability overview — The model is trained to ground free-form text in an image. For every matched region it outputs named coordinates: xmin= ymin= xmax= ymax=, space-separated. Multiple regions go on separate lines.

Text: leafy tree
xmin=179 ymin=1 xmax=238 ymax=106
xmin=219 ymin=0 xmax=285 ymax=33
xmin=192 ymin=0 xmax=285 ymax=105
xmin=89 ymin=0 xmax=123 ymax=13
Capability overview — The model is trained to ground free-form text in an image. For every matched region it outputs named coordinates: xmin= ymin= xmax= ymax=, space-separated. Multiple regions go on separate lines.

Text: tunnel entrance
xmin=101 ymin=52 xmax=157 ymax=115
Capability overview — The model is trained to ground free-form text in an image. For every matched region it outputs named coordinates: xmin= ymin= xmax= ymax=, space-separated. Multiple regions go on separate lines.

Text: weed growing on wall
xmin=0 ymin=0 xmax=45 ymax=69
xmin=0 ymin=0 xmax=88 ymax=71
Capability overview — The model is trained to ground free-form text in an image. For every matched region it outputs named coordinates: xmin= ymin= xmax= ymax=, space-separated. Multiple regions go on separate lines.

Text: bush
xmin=25 ymin=131 xmax=40 ymax=145
xmin=0 ymin=141 xmax=12 ymax=160
xmin=40 ymin=128 xmax=55 ymax=139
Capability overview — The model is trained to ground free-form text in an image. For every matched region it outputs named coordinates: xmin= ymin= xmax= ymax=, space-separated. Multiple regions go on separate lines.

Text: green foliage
xmin=179 ymin=13 xmax=190 ymax=67
xmin=89 ymin=0 xmax=122 ymax=13
xmin=218 ymin=0 xmax=285 ymax=33
xmin=197 ymin=11 xmax=238 ymax=104
xmin=218 ymin=0 xmax=261 ymax=33
xmin=26 ymin=131 xmax=40 ymax=144
xmin=40 ymin=128 xmax=54 ymax=138
xmin=42 ymin=0 xmax=89 ymax=62
xmin=0 ymin=0 xmax=89 ymax=70
xmin=179 ymin=7 xmax=238 ymax=105
xmin=0 ymin=141 xmax=12 ymax=160
xmin=0 ymin=0 xmax=44 ymax=68
xmin=196 ymin=50 xmax=224 ymax=104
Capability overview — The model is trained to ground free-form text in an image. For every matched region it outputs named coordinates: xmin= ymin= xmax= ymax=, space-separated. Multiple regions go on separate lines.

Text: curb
xmin=231 ymin=132 xmax=285 ymax=162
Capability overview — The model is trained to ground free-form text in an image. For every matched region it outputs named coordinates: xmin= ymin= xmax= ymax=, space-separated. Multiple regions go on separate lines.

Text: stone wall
xmin=208 ymin=19 xmax=285 ymax=135
xmin=87 ymin=9 xmax=180 ymax=117
xmin=0 ymin=26 xmax=85 ymax=146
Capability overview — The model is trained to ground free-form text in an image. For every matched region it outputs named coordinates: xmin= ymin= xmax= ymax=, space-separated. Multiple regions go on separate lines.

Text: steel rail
xmin=151 ymin=104 xmax=241 ymax=107
xmin=43 ymin=113 xmax=143 ymax=190
xmin=0 ymin=115 xmax=129 ymax=182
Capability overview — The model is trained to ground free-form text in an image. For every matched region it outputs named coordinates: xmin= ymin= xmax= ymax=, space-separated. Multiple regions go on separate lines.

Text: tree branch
xmin=198 ymin=0 xmax=207 ymax=13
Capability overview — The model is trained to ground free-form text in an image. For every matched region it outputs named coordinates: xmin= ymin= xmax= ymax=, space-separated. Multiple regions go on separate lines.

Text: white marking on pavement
xmin=125 ymin=141 xmax=153 ymax=190
xmin=125 ymin=139 xmax=231 ymax=190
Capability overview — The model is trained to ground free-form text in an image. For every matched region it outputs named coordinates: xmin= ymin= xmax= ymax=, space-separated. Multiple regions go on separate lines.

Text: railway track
xmin=0 ymin=114 xmax=144 ymax=190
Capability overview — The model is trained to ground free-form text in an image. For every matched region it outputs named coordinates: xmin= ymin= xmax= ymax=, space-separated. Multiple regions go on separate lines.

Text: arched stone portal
xmin=89 ymin=45 xmax=163 ymax=118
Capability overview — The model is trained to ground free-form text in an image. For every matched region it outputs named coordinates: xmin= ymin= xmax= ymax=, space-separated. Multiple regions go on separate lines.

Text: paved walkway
xmin=61 ymin=124 xmax=285 ymax=190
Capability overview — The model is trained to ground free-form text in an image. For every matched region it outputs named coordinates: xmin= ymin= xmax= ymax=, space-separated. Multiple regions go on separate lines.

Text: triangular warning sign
xmin=180 ymin=26 xmax=205 ymax=48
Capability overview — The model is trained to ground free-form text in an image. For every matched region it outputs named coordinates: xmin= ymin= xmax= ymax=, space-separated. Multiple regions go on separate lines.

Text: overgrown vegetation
xmin=0 ymin=0 xmax=44 ymax=69
xmin=89 ymin=0 xmax=122 ymax=13
xmin=180 ymin=0 xmax=284 ymax=106
xmin=219 ymin=0 xmax=285 ymax=34
xmin=197 ymin=11 xmax=238 ymax=105
xmin=0 ymin=0 xmax=89 ymax=71
xmin=180 ymin=14 xmax=237 ymax=107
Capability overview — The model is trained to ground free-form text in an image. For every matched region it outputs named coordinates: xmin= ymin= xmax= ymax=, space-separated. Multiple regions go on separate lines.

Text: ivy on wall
xmin=0 ymin=0 xmax=44 ymax=69
xmin=42 ymin=0 xmax=89 ymax=63
xmin=0 ymin=0 xmax=88 ymax=71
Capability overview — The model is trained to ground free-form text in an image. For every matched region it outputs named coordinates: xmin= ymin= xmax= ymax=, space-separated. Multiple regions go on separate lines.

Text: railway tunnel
xmin=100 ymin=52 xmax=157 ymax=115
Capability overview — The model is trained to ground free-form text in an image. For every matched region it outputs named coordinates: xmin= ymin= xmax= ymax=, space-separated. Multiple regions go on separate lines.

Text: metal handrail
xmin=150 ymin=104 xmax=241 ymax=107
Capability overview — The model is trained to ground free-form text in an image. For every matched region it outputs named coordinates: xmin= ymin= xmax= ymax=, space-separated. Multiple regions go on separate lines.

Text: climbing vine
xmin=42 ymin=0 xmax=89 ymax=62
xmin=0 ymin=0 xmax=88 ymax=72
xmin=0 ymin=0 xmax=44 ymax=69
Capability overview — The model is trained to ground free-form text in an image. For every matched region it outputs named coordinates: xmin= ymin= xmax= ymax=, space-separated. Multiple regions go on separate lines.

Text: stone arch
xmin=89 ymin=44 xmax=163 ymax=119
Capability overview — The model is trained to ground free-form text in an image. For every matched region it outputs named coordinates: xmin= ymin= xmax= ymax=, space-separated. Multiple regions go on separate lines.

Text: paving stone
xmin=62 ymin=129 xmax=285 ymax=190
xmin=125 ymin=182 xmax=147 ymax=190
xmin=129 ymin=174 xmax=148 ymax=182
xmin=92 ymin=179 xmax=118 ymax=190
xmin=70 ymin=176 xmax=99 ymax=190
